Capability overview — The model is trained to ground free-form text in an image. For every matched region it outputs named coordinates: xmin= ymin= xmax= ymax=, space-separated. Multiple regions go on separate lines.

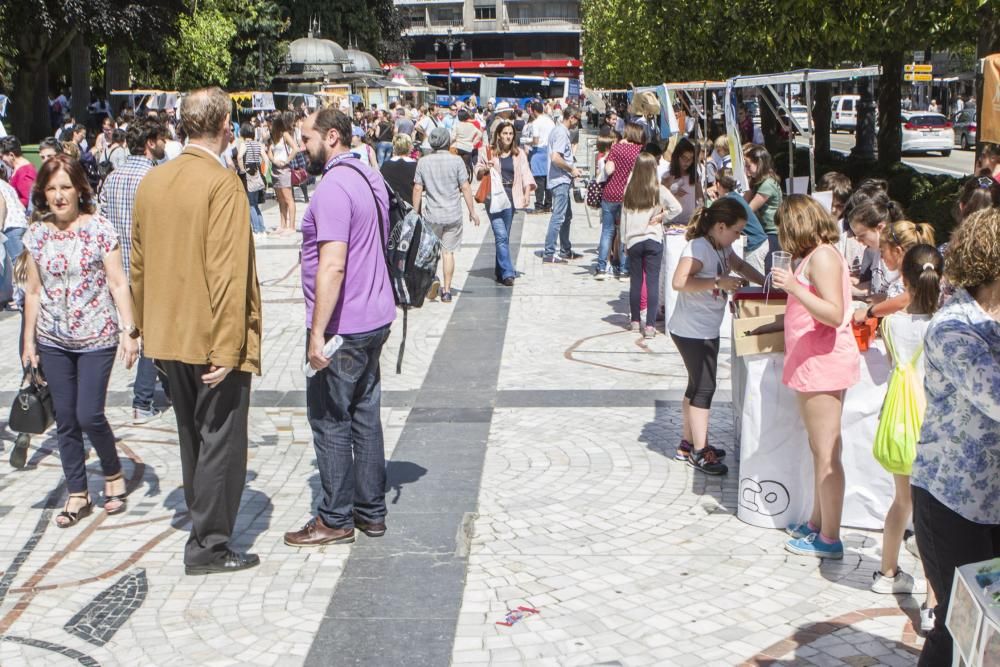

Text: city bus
xmin=426 ymin=73 xmax=580 ymax=107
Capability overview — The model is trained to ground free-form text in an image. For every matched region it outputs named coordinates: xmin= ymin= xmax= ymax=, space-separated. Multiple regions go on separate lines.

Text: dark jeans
xmin=628 ymin=240 xmax=662 ymax=326
xmin=306 ymin=325 xmax=390 ymax=530
xmin=133 ymin=354 xmax=170 ymax=410
xmin=544 ymin=183 xmax=574 ymax=258
xmin=160 ymin=361 xmax=252 ymax=566
xmin=533 ymin=176 xmax=551 ymax=209
xmin=913 ymin=485 xmax=1000 ymax=666
xmin=39 ymin=345 xmax=120 ymax=494
xmin=763 ymin=233 xmax=781 ymax=273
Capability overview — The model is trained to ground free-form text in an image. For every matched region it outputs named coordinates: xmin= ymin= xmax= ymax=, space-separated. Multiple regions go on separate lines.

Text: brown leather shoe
xmin=354 ymin=515 xmax=386 ymax=537
xmin=283 ymin=518 xmax=355 ymax=547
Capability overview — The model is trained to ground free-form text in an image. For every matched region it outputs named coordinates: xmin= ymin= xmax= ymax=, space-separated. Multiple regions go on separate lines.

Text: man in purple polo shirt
xmin=284 ymin=107 xmax=396 ymax=547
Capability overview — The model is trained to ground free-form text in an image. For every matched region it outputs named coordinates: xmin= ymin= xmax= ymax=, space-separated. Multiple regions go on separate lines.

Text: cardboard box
xmin=733 ymin=314 xmax=785 ymax=356
xmin=732 ymin=287 xmax=787 ymax=319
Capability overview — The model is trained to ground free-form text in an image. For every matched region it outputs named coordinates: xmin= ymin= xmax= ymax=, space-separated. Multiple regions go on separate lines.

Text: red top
xmin=11 ymin=163 xmax=36 ymax=208
xmin=601 ymin=142 xmax=642 ymax=203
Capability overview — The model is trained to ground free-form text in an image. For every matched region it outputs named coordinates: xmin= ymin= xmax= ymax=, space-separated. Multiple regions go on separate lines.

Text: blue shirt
xmin=720 ymin=192 xmax=767 ymax=252
xmin=912 ymin=288 xmax=1000 ymax=524
xmin=546 ymin=124 xmax=574 ymax=188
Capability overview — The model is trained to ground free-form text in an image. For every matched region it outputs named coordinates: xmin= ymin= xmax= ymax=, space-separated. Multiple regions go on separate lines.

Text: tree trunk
xmin=976 ymin=2 xmax=1000 ymax=163
xmin=71 ymin=33 xmax=91 ymax=128
xmin=813 ymin=82 xmax=832 ymax=162
xmin=9 ymin=56 xmax=51 ymax=141
xmin=852 ymin=75 xmax=877 ymax=162
xmin=105 ymin=43 xmax=131 ymax=116
xmin=877 ymin=50 xmax=904 ymax=168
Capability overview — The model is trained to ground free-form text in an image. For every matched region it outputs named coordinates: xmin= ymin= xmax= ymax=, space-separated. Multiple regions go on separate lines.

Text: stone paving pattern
xmin=0 ymin=183 xmax=927 ymax=665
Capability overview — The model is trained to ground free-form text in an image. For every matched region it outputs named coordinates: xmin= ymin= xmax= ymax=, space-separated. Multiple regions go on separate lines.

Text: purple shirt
xmin=301 ymin=154 xmax=396 ymax=335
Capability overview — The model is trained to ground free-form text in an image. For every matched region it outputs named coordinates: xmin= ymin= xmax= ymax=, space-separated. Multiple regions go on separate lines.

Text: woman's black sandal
xmin=103 ymin=473 xmax=128 ymax=515
xmin=55 ymin=493 xmax=93 ymax=528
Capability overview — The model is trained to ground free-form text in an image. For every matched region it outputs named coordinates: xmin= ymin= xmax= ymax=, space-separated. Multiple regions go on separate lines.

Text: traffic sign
xmin=904 ymin=73 xmax=933 ymax=82
xmin=904 ymin=64 xmax=933 ymax=74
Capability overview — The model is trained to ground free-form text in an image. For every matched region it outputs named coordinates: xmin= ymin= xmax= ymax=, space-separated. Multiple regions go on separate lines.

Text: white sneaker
xmin=133 ymin=407 xmax=163 ymax=425
xmin=594 ymin=270 xmax=606 ymax=281
xmin=920 ymin=604 xmax=935 ymax=634
xmin=871 ymin=569 xmax=923 ymax=594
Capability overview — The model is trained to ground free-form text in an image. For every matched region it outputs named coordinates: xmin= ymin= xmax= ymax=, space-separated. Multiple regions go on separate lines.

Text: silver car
xmin=900 ymin=112 xmax=954 ymax=157
xmin=952 ymin=109 xmax=977 ymax=151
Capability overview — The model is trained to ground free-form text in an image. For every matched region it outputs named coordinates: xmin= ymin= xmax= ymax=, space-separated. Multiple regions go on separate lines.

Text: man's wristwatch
xmin=124 ymin=324 xmax=140 ymax=339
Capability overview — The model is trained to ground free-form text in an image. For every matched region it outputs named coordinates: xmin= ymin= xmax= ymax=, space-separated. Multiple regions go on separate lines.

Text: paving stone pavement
xmin=0 ymin=185 xmax=927 ymax=665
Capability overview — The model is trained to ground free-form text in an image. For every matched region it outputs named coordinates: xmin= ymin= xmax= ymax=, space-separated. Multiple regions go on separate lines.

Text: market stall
xmin=730 ymin=296 xmax=894 ymax=531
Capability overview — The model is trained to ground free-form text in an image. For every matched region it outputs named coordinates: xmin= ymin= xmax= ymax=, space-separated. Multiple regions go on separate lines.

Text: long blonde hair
xmin=12 ymin=250 xmax=30 ymax=288
xmin=879 ymin=219 xmax=935 ymax=251
xmin=777 ymin=194 xmax=840 ymax=258
xmin=622 ymin=153 xmax=659 ymax=211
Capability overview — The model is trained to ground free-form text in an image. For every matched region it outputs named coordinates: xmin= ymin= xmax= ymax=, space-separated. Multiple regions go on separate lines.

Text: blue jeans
xmin=376 ymin=142 xmax=393 ymax=167
xmin=133 ymin=354 xmax=170 ymax=410
xmin=1 ymin=226 xmax=25 ymax=304
xmin=306 ymin=325 xmax=391 ymax=529
xmin=489 ymin=205 xmax=515 ymax=280
xmin=597 ymin=201 xmax=625 ymax=273
xmin=544 ymin=183 xmax=573 ymax=258
xmin=247 ymin=189 xmax=265 ymax=234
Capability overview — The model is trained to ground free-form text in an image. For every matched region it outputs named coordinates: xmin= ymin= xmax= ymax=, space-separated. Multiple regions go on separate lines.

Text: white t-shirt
xmin=531 ymin=114 xmax=555 ymax=147
xmin=883 ymin=312 xmax=931 ymax=384
xmin=416 ymin=116 xmax=438 ymax=149
xmin=0 ymin=179 xmax=27 ymax=230
xmin=668 ymin=236 xmax=734 ymax=339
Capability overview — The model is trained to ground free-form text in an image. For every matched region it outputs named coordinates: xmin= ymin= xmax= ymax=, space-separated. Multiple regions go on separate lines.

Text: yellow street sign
xmin=904 ymin=64 xmax=933 ymax=74
xmin=904 ymin=73 xmax=933 ymax=82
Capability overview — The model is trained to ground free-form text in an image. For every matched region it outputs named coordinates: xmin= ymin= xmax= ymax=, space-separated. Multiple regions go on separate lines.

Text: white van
xmin=830 ymin=95 xmax=860 ymax=133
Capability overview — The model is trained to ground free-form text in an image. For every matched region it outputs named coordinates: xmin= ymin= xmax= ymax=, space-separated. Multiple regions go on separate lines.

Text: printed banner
xmin=725 ymin=81 xmax=749 ymax=191
xmin=983 ymin=54 xmax=1000 ymax=144
xmin=252 ymin=92 xmax=275 ymax=111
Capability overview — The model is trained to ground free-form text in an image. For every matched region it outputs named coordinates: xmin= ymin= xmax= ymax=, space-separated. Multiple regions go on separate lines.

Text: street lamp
xmin=434 ymin=28 xmax=464 ymax=101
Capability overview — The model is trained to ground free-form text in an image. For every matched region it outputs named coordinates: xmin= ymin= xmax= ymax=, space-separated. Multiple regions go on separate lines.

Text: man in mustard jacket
xmin=132 ymin=87 xmax=262 ymax=575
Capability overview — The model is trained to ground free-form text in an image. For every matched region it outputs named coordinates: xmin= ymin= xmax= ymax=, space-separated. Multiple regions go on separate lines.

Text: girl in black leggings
xmin=668 ymin=198 xmax=765 ymax=475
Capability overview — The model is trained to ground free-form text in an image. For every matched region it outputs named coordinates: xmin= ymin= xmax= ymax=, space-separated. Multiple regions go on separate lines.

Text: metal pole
xmin=787 ymin=84 xmax=795 ymax=193
xmin=447 ymin=28 xmax=453 ymax=100
xmin=703 ymin=84 xmax=709 ymax=139
xmin=804 ymin=72 xmax=815 ymax=192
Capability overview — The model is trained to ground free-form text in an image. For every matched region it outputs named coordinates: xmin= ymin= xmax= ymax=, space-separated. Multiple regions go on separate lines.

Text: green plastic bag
xmin=873 ymin=316 xmax=927 ymax=476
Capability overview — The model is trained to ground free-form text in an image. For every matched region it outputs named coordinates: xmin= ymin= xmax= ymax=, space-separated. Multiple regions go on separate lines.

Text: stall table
xmin=733 ymin=342 xmax=895 ymax=530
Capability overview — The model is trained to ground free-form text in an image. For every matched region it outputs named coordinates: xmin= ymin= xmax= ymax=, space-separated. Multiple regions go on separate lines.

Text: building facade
xmin=395 ymin=0 xmax=581 ymax=79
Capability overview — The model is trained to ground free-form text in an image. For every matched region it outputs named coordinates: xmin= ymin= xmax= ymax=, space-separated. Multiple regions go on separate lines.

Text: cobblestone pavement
xmin=0 ymin=188 xmax=926 ymax=666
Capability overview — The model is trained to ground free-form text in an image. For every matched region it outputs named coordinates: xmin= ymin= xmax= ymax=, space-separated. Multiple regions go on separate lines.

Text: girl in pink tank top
xmin=772 ymin=195 xmax=860 ymax=560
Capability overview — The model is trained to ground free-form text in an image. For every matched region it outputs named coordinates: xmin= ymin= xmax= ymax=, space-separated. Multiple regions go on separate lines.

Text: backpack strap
xmin=330 ymin=160 xmax=405 ymax=374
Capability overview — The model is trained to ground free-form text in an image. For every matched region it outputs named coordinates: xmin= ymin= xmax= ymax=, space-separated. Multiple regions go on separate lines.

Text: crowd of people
xmin=1 ymin=81 xmax=999 ymax=666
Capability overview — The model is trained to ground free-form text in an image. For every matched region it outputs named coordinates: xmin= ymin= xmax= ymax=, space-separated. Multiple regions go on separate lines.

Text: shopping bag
xmin=872 ymin=318 xmax=926 ymax=475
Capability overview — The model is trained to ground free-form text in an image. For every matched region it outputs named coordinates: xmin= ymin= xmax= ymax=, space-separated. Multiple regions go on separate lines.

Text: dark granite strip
xmin=0 ymin=635 xmax=101 ymax=666
xmin=63 ymin=569 xmax=148 ymax=647
xmin=305 ymin=213 xmax=525 ymax=666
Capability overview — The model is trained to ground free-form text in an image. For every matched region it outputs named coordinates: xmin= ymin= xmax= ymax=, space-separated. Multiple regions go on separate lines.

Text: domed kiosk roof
xmin=288 ymin=36 xmax=349 ymax=65
xmin=388 ymin=64 xmax=426 ymax=86
xmin=346 ymin=48 xmax=381 ymax=74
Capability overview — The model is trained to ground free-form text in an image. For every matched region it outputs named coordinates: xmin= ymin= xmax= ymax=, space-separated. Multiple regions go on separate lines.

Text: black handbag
xmin=8 ymin=367 xmax=55 ymax=435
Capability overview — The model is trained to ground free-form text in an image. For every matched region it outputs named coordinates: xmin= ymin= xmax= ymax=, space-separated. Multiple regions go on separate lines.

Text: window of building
xmin=475 ymin=6 xmax=497 ymax=20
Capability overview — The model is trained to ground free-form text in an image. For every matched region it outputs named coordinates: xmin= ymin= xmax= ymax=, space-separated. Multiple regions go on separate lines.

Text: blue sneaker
xmin=785 ymin=533 xmax=843 ymax=559
xmin=785 ymin=522 xmax=815 ymax=540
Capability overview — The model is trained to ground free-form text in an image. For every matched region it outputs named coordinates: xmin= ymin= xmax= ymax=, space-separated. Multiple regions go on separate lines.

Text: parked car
xmin=900 ymin=111 xmax=954 ymax=157
xmin=952 ymin=108 xmax=977 ymax=151
xmin=831 ymin=95 xmax=860 ymax=132
xmin=789 ymin=104 xmax=809 ymax=130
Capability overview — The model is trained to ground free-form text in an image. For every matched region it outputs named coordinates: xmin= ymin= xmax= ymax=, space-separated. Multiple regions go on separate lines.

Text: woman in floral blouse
xmin=21 ymin=155 xmax=139 ymax=527
xmin=911 ymin=206 xmax=1000 ymax=666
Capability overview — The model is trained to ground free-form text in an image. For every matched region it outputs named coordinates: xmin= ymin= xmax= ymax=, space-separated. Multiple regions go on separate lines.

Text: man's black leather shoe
xmin=185 ymin=550 xmax=260 ymax=575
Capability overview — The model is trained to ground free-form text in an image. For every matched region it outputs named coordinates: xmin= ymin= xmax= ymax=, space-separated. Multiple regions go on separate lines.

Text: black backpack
xmin=332 ymin=161 xmax=441 ymax=374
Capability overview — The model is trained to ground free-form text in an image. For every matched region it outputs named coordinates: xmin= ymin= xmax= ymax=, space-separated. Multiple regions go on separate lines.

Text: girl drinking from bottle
xmin=772 ymin=195 xmax=860 ymax=559
xmin=869 ymin=244 xmax=942 ymax=636
xmin=669 ymin=198 xmax=764 ymax=472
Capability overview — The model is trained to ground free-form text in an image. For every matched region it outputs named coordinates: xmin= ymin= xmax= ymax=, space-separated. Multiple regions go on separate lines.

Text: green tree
xmin=223 ymin=0 xmax=290 ymax=89
xmin=0 ymin=0 xmax=183 ymax=140
xmin=165 ymin=8 xmax=237 ymax=89
xmin=580 ymin=0 xmax=661 ymax=88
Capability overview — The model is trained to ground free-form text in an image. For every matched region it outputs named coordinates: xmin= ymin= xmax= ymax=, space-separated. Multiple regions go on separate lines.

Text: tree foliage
xmin=165 ymin=8 xmax=237 ymax=89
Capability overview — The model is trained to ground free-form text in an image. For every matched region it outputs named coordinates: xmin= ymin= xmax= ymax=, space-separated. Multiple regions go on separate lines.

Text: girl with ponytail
xmin=869 ymin=243 xmax=943 ymax=636
xmin=852 ymin=219 xmax=936 ymax=323
xmin=667 ymin=198 xmax=765 ymax=473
